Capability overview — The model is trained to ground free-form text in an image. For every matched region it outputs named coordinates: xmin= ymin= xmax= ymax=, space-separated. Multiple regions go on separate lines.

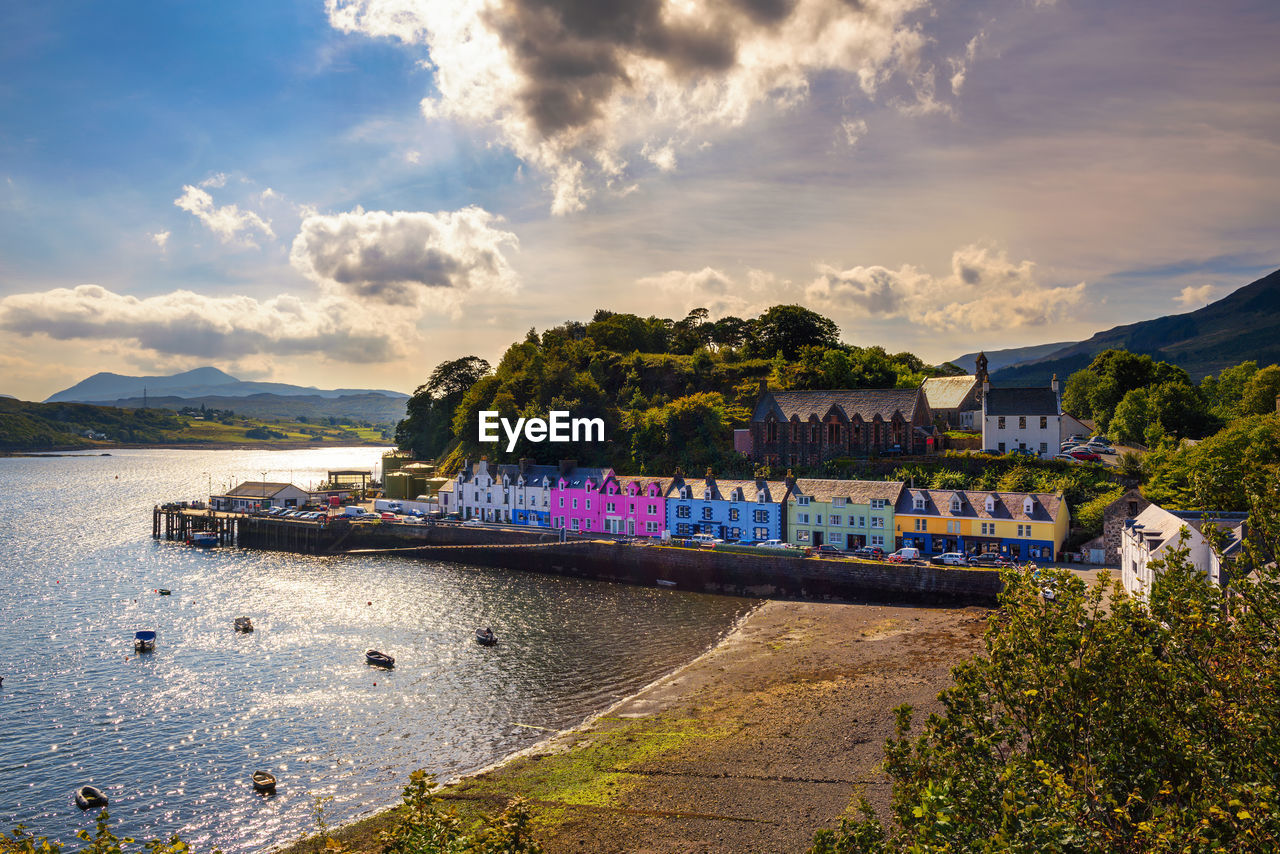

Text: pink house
xmin=602 ymin=475 xmax=667 ymax=537
xmin=550 ymin=464 xmax=612 ymax=534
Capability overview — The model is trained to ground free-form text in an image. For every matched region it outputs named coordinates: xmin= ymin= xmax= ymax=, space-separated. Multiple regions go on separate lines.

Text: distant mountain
xmin=945 ymin=342 xmax=1076 ymax=375
xmin=105 ymin=392 xmax=408 ymax=426
xmin=46 ymin=367 xmax=408 ymax=404
xmin=991 ymin=268 xmax=1280 ymax=386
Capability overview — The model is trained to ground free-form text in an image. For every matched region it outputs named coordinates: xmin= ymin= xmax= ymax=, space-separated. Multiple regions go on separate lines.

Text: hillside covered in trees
xmin=395 ymin=305 xmax=963 ymax=474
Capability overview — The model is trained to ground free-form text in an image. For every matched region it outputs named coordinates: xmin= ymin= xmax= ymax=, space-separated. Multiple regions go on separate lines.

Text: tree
xmin=396 ymin=356 xmax=492 ymax=460
xmin=1242 ymin=364 xmax=1280 ymax=417
xmin=746 ymin=305 xmax=841 ymax=360
xmin=809 ymin=485 xmax=1280 ymax=853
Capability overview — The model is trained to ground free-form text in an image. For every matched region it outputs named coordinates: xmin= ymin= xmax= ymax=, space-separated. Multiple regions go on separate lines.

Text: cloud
xmin=1174 ymin=283 xmax=1216 ymax=307
xmin=0 ymin=284 xmax=397 ymax=361
xmin=289 ymin=206 xmax=520 ymax=306
xmin=327 ymin=0 xmax=960 ymax=213
xmin=199 ymin=173 xmax=229 ymax=188
xmin=805 ymin=245 xmax=1086 ymax=332
xmin=174 ymin=185 xmax=274 ymax=245
xmin=150 ymin=230 xmax=170 ymax=249
xmin=637 ymin=266 xmax=789 ymax=317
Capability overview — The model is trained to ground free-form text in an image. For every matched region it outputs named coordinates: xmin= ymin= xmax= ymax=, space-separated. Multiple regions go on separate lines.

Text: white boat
xmin=134 ymin=630 xmax=156 ymax=652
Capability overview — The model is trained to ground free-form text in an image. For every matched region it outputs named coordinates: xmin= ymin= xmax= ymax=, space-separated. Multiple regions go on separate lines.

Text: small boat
xmin=656 ymin=579 xmax=677 ymax=588
xmin=189 ymin=532 xmax=219 ymax=548
xmin=251 ymin=770 xmax=277 ymax=793
xmin=158 ymin=589 xmax=172 ymax=596
xmin=234 ymin=617 xmax=254 ymax=633
xmin=475 ymin=627 xmax=497 ymax=646
xmin=134 ymin=630 xmax=156 ymax=652
xmin=75 ymin=785 xmax=108 ymax=810
xmin=365 ymin=649 xmax=395 ymax=668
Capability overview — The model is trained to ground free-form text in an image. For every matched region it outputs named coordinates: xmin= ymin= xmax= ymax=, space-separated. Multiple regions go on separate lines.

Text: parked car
xmin=979 ymin=448 xmax=1003 ymax=456
xmin=930 ymin=552 xmax=969 ymax=566
xmin=756 ymin=539 xmax=793 ymax=550
xmin=969 ymin=554 xmax=1014 ymax=568
xmin=886 ymin=547 xmax=921 ymax=563
xmin=1054 ymin=453 xmax=1080 ymax=462
xmin=1068 ymin=449 xmax=1102 ymax=462
xmin=851 ymin=546 xmax=886 ymax=560
xmin=1009 ymin=447 xmax=1037 ymax=457
xmin=462 ymin=519 xmax=482 ymax=526
xmin=687 ymin=533 xmax=723 ymax=547
xmin=813 ymin=544 xmax=847 ymax=558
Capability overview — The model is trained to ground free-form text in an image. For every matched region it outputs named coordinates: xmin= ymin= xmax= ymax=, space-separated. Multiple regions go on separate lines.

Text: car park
xmin=930 ymin=552 xmax=969 ymax=566
xmin=850 ymin=545 xmax=886 ymax=560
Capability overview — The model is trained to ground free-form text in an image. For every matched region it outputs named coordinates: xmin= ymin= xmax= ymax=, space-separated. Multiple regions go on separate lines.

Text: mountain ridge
xmin=46 ymin=367 xmax=408 ymax=404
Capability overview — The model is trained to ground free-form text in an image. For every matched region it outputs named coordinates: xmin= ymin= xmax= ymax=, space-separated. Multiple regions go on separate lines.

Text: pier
xmin=150 ymin=505 xmax=1004 ymax=605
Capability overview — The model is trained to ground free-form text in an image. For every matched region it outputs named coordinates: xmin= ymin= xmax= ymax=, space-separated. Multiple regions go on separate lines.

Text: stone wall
xmin=1101 ymin=487 xmax=1150 ymax=565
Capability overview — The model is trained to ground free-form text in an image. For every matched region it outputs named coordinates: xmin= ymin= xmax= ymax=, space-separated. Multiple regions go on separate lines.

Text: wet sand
xmin=279 ymin=599 xmax=988 ymax=854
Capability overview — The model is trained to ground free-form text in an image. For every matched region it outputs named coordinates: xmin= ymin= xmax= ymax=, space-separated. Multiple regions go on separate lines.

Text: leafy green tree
xmin=1145 ymin=413 xmax=1280 ymax=510
xmin=746 ymin=305 xmax=841 ymax=360
xmin=1242 ymin=365 xmax=1280 ymax=417
xmin=396 ymin=356 xmax=491 ymax=459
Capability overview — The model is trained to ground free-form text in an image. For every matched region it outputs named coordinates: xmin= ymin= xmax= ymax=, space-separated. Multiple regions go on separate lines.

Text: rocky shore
xmin=281 ymin=598 xmax=988 ymax=854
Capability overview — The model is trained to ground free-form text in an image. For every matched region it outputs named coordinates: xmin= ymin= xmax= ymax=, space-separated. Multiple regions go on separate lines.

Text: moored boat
xmin=75 ymin=785 xmax=108 ymax=810
xmin=234 ymin=616 xmax=254 ymax=632
xmin=134 ymin=630 xmax=156 ymax=652
xmin=157 ymin=589 xmax=171 ymax=596
xmin=656 ymin=579 xmax=677 ymax=588
xmin=365 ymin=649 xmax=394 ymax=668
xmin=189 ymin=532 xmax=219 ymax=548
xmin=475 ymin=627 xmax=497 ymax=646
xmin=251 ymin=770 xmax=277 ymax=793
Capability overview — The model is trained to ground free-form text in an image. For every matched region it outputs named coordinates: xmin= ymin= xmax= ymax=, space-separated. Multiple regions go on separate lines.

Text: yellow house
xmin=893 ymin=488 xmax=1069 ymax=561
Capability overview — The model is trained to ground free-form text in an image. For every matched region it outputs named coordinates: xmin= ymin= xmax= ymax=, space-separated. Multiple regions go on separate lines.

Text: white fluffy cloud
xmin=289 ymin=206 xmax=519 ymax=306
xmin=327 ymin=0 xmax=955 ymax=213
xmin=637 ymin=266 xmax=788 ymax=317
xmin=1174 ymin=283 xmax=1216 ymax=307
xmin=805 ymin=245 xmax=1086 ymax=332
xmin=174 ymin=184 xmax=274 ymax=245
xmin=150 ymin=230 xmax=170 ymax=248
xmin=0 ymin=284 xmax=396 ymax=361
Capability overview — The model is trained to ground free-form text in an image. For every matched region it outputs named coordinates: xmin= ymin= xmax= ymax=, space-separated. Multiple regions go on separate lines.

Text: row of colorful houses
xmin=437 ymin=459 xmax=1071 ymax=561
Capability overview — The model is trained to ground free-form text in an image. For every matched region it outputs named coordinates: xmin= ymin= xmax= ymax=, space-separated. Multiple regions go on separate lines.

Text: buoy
xmin=367 ymin=601 xmax=372 ymax=606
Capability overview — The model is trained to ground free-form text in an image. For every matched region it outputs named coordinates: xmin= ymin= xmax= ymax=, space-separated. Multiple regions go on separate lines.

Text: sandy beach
xmin=287 ymin=598 xmax=988 ymax=854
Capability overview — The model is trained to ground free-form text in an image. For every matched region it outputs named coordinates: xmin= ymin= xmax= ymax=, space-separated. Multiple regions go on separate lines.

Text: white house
xmin=982 ymin=378 xmax=1062 ymax=459
xmin=212 ymin=481 xmax=310 ymax=512
xmin=1120 ymin=503 xmax=1248 ymax=600
xmin=497 ymin=460 xmax=558 ymax=527
xmin=448 ymin=460 xmax=510 ymax=523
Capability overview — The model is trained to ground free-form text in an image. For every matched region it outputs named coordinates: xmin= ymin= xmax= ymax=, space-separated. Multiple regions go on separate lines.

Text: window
xmin=702 ymin=506 xmax=713 ymax=520
xmin=1039 ymin=442 xmax=1048 ymax=455
xmin=855 ymin=515 xmax=866 ymax=528
xmin=729 ymin=527 xmax=742 ymax=540
xmin=703 ymin=489 xmax=712 ymax=500
xmin=757 ymin=491 xmax=767 ymax=503
xmin=913 ymin=497 xmax=925 ymax=510
xmin=827 ymin=422 xmax=839 ymax=442
xmin=797 ymin=530 xmax=810 ymax=542
xmin=767 ymin=421 xmax=778 ymax=441
xmin=584 ymin=519 xmax=592 ymax=531
xmin=754 ymin=527 xmax=769 ymax=540
xmin=585 ymin=499 xmax=591 ymax=510
xmin=606 ymin=501 xmax=616 ymax=513
xmin=981 ymin=522 xmax=994 ymax=535
xmin=571 ymin=518 xmax=580 ymax=531
xmin=648 ymin=502 xmax=657 ymax=515
xmin=797 ymin=513 xmax=809 ymax=524
xmin=998 ymin=442 xmax=1006 ymax=453
xmin=914 ymin=518 xmax=927 ymax=532
xmin=572 ymin=498 xmax=579 ymax=509
xmin=871 ymin=535 xmax=884 ymax=547
xmin=797 ymin=496 xmax=811 ymax=506
xmin=997 ymin=416 xmax=1006 ymax=429
xmin=870 ymin=499 xmax=887 ymax=509
xmin=985 ymin=496 xmax=995 ymax=512
xmin=543 ymin=496 xmax=548 ymax=506
xmin=559 ymin=497 xmax=565 ymax=508
xmin=676 ymin=505 xmax=691 ymax=518
xmin=1018 ymin=416 xmax=1027 ymax=429
xmin=754 ymin=509 xmax=769 ymax=523
xmin=815 ymin=515 xmax=823 ymax=525
xmin=947 ymin=521 xmax=961 ymax=533
xmin=1040 ymin=416 xmax=1048 ymax=429
xmin=830 ymin=532 xmax=844 ymax=544
xmin=950 ymin=498 xmax=961 ymax=512
xmin=646 ymin=521 xmax=659 ymax=533
xmin=677 ymin=523 xmax=691 ymax=535
xmin=830 ymin=515 xmax=841 ymax=527
xmin=518 ymin=494 xmax=524 ymax=505
xmin=871 ymin=517 xmax=884 ymax=529
xmin=729 ymin=508 xmax=740 ymax=521
xmin=833 ymin=497 xmax=847 ymax=508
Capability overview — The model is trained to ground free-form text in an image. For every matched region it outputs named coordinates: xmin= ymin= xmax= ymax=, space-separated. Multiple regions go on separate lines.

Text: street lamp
xmin=261 ymin=470 xmax=268 ymax=511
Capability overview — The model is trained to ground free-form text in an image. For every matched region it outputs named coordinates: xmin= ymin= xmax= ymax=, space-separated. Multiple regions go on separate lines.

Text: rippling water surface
xmin=0 ymin=448 xmax=750 ymax=852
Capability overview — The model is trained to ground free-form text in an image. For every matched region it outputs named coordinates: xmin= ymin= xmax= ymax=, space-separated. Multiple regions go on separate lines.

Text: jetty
xmin=151 ymin=505 xmax=1002 ymax=605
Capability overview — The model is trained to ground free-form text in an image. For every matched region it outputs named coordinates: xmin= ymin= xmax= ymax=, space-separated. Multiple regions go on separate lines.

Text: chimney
xmin=758 ymin=377 xmax=768 ymax=395
xmin=1051 ymin=373 xmax=1061 ymax=413
xmin=519 ymin=457 xmax=532 ymax=475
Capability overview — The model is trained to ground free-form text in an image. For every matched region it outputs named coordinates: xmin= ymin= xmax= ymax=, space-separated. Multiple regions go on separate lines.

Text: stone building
xmin=749 ymin=386 xmax=935 ymax=466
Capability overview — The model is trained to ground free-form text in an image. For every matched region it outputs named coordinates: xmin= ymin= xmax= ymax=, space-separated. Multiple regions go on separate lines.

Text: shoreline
xmin=2 ymin=441 xmax=390 ymax=456
xmin=275 ymin=597 xmax=988 ymax=854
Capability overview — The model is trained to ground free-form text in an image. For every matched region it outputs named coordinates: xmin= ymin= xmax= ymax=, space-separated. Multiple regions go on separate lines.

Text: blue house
xmin=662 ymin=473 xmax=788 ymax=542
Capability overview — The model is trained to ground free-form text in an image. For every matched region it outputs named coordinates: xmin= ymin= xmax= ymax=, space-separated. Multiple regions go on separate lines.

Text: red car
xmin=1068 ymin=449 xmax=1102 ymax=462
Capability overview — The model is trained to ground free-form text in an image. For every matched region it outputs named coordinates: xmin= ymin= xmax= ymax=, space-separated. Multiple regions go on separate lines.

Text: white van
xmin=887 ymin=547 xmax=920 ymax=563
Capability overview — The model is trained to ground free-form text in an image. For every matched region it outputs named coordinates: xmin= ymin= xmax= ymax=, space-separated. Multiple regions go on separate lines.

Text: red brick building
xmin=749 ymin=387 xmax=936 ymax=466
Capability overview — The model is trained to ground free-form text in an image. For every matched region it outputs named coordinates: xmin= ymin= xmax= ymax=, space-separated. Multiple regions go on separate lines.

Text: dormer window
xmin=757 ymin=491 xmax=767 ymax=503
xmin=985 ymin=495 xmax=995 ymax=513
xmin=913 ymin=496 xmax=925 ymax=511
xmin=703 ymin=488 xmax=712 ymax=501
xmin=833 ymin=497 xmax=846 ymax=508
xmin=797 ymin=496 xmax=811 ymax=506
xmin=1023 ymin=498 xmax=1034 ymax=516
xmin=681 ymin=487 xmax=691 ymax=499
xmin=950 ymin=497 xmax=961 ymax=513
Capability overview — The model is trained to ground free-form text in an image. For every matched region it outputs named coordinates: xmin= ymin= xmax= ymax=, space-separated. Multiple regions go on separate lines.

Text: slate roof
xmin=225 ymin=481 xmax=301 ymax=497
xmin=555 ymin=466 xmax=609 ymax=489
xmin=896 ymin=488 xmax=1064 ymax=524
xmin=498 ymin=463 xmax=560 ymax=486
xmin=984 ymin=387 xmax=1060 ymax=417
xmin=1133 ymin=505 xmax=1249 ymax=555
xmin=663 ymin=476 xmax=787 ymax=502
xmin=609 ymin=474 xmax=667 ymax=495
xmin=753 ymin=388 xmax=925 ymax=422
xmin=787 ymin=479 xmax=904 ymax=505
xmin=921 ymin=376 xmax=979 ymax=411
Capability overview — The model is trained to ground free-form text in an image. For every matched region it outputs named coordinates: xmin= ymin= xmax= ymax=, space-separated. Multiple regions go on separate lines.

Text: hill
xmin=46 ymin=366 xmax=407 ymax=404
xmin=945 ymin=342 xmax=1075 ymax=375
xmin=106 ymin=392 xmax=408 ymax=425
xmin=991 ymin=268 xmax=1280 ymax=385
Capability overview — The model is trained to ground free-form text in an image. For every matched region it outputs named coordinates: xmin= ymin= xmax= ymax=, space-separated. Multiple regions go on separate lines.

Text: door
xmin=813 ymin=531 xmax=824 ymax=547
xmin=628 ymin=520 xmax=635 ymax=535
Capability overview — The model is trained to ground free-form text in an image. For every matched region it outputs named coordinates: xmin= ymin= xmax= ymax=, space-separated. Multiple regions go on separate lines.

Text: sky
xmin=2 ymin=0 xmax=1278 ymax=401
